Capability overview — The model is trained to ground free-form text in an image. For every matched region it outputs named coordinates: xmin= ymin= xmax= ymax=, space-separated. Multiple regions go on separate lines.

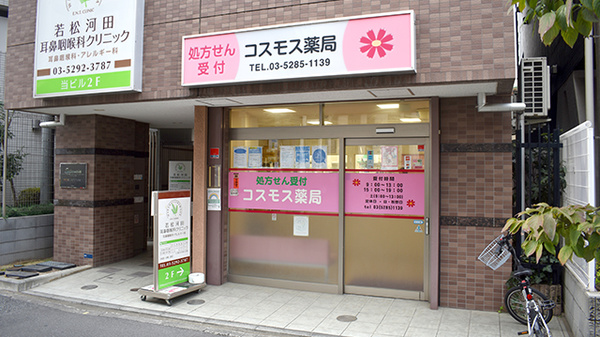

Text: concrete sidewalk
xmin=4 ymin=251 xmax=571 ymax=337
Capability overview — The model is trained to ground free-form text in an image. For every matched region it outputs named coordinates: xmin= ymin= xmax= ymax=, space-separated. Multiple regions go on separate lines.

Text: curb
xmin=0 ymin=265 xmax=92 ymax=292
xmin=24 ymin=289 xmax=325 ymax=337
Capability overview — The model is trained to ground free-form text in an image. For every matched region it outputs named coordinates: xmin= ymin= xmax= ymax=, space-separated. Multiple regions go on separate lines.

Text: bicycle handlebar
xmin=497 ymin=233 xmax=529 ymax=275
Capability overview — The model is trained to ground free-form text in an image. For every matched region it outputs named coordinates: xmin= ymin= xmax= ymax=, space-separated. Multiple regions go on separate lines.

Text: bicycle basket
xmin=477 ymin=235 xmax=511 ymax=270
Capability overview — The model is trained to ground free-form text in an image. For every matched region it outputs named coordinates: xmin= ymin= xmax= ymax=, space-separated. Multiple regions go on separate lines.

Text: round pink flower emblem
xmin=359 ymin=29 xmax=394 ymax=58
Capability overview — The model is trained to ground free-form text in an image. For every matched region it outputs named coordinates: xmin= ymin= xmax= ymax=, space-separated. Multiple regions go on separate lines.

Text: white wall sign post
xmin=34 ymin=0 xmax=144 ymax=98
xmin=168 ymin=161 xmax=192 ymax=190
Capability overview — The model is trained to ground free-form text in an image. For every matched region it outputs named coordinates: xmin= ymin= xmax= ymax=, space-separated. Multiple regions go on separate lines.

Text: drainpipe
xmin=585 ymin=30 xmax=596 ymax=291
xmin=586 ymin=33 xmax=595 ymax=127
xmin=2 ymin=110 xmax=7 ymax=218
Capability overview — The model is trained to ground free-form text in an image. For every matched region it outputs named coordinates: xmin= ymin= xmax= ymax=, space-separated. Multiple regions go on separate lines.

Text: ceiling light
xmin=377 ymin=103 xmax=400 ymax=110
xmin=400 ymin=118 xmax=422 ymax=123
xmin=307 ymin=120 xmax=332 ymax=125
xmin=264 ymin=108 xmax=296 ymax=113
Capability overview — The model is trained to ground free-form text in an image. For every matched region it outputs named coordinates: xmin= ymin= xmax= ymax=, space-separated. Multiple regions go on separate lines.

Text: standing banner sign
xmin=153 ymin=190 xmax=191 ymax=290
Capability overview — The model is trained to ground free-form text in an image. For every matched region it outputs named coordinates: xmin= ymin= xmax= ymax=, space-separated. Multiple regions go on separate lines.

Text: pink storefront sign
xmin=345 ymin=172 xmax=424 ymax=216
xmin=182 ymin=11 xmax=415 ymax=86
xmin=229 ymin=171 xmax=339 ymax=213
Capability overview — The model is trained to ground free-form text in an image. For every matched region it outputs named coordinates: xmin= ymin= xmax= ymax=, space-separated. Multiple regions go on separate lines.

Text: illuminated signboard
xmin=182 ymin=11 xmax=415 ymax=86
xmin=34 ymin=0 xmax=144 ymax=98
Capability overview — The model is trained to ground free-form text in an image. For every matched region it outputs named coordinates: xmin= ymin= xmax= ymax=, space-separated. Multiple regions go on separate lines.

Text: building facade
xmin=6 ymin=0 xmax=516 ymax=311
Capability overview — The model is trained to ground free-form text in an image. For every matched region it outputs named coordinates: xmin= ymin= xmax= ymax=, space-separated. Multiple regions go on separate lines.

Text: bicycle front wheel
xmin=504 ymin=286 xmax=553 ymax=325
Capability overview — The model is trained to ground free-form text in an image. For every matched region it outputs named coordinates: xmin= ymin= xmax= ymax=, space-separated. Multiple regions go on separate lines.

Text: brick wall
xmin=54 ymin=115 xmax=149 ymax=267
xmin=438 ymin=96 xmax=513 ymax=311
xmin=440 ymin=226 xmax=512 ymax=311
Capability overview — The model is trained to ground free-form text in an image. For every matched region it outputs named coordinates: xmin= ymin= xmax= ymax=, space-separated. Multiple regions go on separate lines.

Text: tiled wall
xmin=440 ymin=226 xmax=512 ymax=311
xmin=5 ymin=0 xmax=519 ymax=311
xmin=438 ymin=97 xmax=513 ymax=310
xmin=54 ymin=115 xmax=149 ymax=267
xmin=5 ymin=0 xmax=515 ymax=110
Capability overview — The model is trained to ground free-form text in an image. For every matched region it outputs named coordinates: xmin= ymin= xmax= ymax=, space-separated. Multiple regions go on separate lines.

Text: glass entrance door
xmin=344 ymin=139 xmax=428 ymax=299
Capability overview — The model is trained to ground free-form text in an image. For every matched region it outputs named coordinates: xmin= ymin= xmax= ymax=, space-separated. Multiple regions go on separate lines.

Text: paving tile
xmin=468 ymin=323 xmax=500 ymax=337
xmin=290 ymin=311 xmax=325 ymax=324
xmin=235 ymin=315 xmax=265 ymax=325
xmin=404 ymin=326 xmax=438 ymax=337
xmin=470 ymin=310 xmax=500 ymax=325
xmin=265 ymin=308 xmax=301 ymax=324
xmin=356 ymin=311 xmax=386 ymax=324
xmin=189 ymin=303 xmax=228 ymax=317
xmin=373 ymin=333 xmax=404 ymax=337
xmin=304 ymin=304 xmax=334 ymax=317
xmin=436 ymin=322 xmax=469 ymax=334
xmin=363 ymin=297 xmax=394 ymax=312
xmin=341 ymin=330 xmax=372 ymax=337
xmin=440 ymin=307 xmax=472 ymax=323
xmin=409 ymin=312 xmax=441 ymax=329
xmin=17 ymin=254 xmax=573 ymax=337
xmin=375 ymin=321 xmax=409 ymax=336
xmin=344 ymin=321 xmax=379 ymax=335
xmin=436 ymin=330 xmax=468 ymax=337
xmin=260 ymin=317 xmax=292 ymax=329
xmin=381 ymin=312 xmax=413 ymax=326
xmin=313 ymin=317 xmax=350 ymax=335
xmin=286 ymin=320 xmax=320 ymax=332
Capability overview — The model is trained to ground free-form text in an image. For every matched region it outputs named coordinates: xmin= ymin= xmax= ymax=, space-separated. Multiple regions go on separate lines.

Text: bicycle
xmin=478 ymin=233 xmax=555 ymax=337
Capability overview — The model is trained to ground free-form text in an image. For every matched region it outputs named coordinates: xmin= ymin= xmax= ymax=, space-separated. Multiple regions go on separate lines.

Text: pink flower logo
xmin=352 ymin=179 xmax=361 ymax=186
xmin=359 ymin=29 xmax=394 ymax=58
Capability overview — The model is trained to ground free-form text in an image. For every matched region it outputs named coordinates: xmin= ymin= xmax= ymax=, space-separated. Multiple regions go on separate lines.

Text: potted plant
xmin=503 ymin=203 xmax=600 ymax=265
xmin=503 ymin=203 xmax=600 ymax=314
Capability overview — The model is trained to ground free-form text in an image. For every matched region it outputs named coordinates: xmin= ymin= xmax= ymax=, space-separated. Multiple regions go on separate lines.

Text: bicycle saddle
xmin=512 ymin=266 xmax=532 ymax=278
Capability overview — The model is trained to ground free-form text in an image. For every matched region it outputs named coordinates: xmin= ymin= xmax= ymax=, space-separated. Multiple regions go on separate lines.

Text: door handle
xmin=425 ymin=217 xmax=430 ymax=235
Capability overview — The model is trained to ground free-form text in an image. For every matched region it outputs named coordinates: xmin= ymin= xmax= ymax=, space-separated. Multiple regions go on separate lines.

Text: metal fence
xmin=514 ymin=121 xmax=563 ymax=213
xmin=560 ymin=121 xmax=596 ymax=291
xmin=0 ymin=109 xmax=55 ymax=217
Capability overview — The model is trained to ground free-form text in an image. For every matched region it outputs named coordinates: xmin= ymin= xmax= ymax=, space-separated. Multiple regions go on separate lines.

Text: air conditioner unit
xmin=521 ymin=57 xmax=551 ymax=118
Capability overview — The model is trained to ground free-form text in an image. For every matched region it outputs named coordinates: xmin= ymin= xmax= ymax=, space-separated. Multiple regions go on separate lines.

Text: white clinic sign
xmin=33 ymin=0 xmax=144 ymax=98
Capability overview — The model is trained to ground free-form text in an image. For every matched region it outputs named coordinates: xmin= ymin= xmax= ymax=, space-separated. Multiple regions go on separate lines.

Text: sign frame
xmin=59 ymin=163 xmax=88 ymax=189
xmin=33 ymin=0 xmax=145 ymax=98
xmin=182 ymin=11 xmax=415 ymax=87
xmin=168 ymin=161 xmax=192 ymax=190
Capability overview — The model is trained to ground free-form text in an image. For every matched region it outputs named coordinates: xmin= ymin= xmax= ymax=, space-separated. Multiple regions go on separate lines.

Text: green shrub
xmin=5 ymin=203 xmax=54 ymax=217
xmin=17 ymin=187 xmax=40 ymax=207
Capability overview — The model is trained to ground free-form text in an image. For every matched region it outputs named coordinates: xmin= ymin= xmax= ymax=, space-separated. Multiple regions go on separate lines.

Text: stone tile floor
xmin=20 ymin=252 xmax=570 ymax=337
